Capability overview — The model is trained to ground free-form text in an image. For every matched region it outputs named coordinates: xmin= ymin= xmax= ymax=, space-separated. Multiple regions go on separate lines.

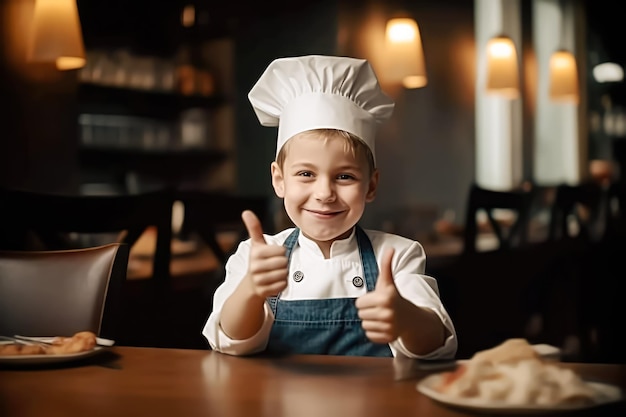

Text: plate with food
xmin=417 ymin=339 xmax=623 ymax=413
xmin=0 ymin=331 xmax=111 ymax=365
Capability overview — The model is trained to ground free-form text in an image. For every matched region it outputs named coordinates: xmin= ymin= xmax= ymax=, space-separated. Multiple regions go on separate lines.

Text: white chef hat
xmin=248 ymin=55 xmax=394 ymax=163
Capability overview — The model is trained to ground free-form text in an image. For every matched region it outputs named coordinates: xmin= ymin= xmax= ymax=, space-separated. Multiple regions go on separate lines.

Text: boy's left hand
xmin=355 ymin=248 xmax=404 ymax=344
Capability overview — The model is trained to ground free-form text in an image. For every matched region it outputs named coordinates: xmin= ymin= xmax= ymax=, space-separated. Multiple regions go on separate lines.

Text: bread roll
xmin=470 ymin=338 xmax=539 ymax=365
xmin=434 ymin=338 xmax=597 ymax=406
xmin=0 ymin=331 xmax=98 ymax=356
xmin=0 ymin=343 xmax=46 ymax=355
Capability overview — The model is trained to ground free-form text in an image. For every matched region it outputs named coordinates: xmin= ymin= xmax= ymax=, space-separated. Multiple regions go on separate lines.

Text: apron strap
xmin=355 ymin=225 xmax=379 ymax=292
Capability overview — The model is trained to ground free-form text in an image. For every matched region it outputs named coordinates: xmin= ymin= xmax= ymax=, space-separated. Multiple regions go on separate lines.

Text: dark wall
xmin=233 ymin=0 xmax=476 ymax=235
xmin=363 ymin=0 xmax=475 ymax=232
xmin=0 ymin=0 xmax=79 ymax=193
xmin=233 ymin=1 xmax=340 ymax=197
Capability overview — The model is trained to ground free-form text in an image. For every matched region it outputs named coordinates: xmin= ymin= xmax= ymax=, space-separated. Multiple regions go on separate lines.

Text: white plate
xmin=0 ymin=341 xmax=108 ymax=365
xmin=417 ymin=372 xmax=623 ymax=413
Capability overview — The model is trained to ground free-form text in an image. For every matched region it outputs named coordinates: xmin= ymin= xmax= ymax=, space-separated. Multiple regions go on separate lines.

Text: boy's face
xmin=271 ymin=134 xmax=378 ymax=246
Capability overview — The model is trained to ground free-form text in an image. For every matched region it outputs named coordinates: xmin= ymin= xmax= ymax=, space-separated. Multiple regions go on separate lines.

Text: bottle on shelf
xmin=174 ymin=44 xmax=215 ymax=97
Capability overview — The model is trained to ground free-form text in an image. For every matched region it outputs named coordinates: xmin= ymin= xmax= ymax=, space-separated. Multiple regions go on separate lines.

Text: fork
xmin=13 ymin=334 xmax=115 ymax=347
xmin=0 ymin=335 xmax=50 ymax=347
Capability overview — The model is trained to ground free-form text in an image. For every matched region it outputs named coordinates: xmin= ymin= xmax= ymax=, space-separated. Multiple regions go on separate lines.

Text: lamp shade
xmin=549 ymin=50 xmax=579 ymax=103
xmin=485 ymin=35 xmax=519 ymax=99
xmin=385 ymin=18 xmax=427 ymax=89
xmin=592 ymin=62 xmax=624 ymax=83
xmin=27 ymin=0 xmax=85 ymax=70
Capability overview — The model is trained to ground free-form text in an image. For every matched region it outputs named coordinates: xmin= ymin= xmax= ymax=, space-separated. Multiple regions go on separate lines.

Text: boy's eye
xmin=297 ymin=171 xmax=313 ymax=177
xmin=337 ymin=174 xmax=356 ymax=180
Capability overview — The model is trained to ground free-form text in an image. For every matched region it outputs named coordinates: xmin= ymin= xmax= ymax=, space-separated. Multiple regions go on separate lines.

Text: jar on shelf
xmin=196 ymin=69 xmax=214 ymax=97
xmin=175 ymin=45 xmax=197 ymax=96
xmin=179 ymin=108 xmax=211 ymax=148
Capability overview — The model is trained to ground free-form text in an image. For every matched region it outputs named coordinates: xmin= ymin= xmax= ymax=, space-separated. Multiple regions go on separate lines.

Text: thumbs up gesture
xmin=241 ymin=210 xmax=289 ymax=299
xmin=355 ymin=248 xmax=405 ymax=344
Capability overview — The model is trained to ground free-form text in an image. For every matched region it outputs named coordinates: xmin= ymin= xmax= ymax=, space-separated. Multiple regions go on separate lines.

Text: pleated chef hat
xmin=248 ymin=55 xmax=395 ymax=163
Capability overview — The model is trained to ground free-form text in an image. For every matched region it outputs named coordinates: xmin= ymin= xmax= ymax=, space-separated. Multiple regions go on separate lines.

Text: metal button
xmin=293 ymin=270 xmax=304 ymax=282
xmin=352 ymin=276 xmax=364 ymax=288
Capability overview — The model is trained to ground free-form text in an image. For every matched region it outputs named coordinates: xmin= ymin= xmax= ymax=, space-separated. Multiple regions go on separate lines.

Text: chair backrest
xmin=606 ymin=180 xmax=626 ymax=238
xmin=463 ymin=183 xmax=534 ymax=253
xmin=0 ymin=187 xmax=173 ymax=284
xmin=612 ymin=139 xmax=626 ymax=179
xmin=175 ymin=191 xmax=271 ymax=266
xmin=547 ymin=182 xmax=607 ymax=242
xmin=0 ymin=243 xmax=129 ymax=339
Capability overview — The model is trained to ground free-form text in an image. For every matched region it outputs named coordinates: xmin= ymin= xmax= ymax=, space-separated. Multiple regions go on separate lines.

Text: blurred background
xmin=1 ymin=0 xmax=625 ymax=359
xmin=0 ymin=0 xmax=622 ymax=235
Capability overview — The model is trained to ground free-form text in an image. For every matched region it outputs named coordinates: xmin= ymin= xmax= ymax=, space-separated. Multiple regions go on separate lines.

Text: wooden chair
xmin=462 ymin=183 xmax=534 ymax=253
xmin=174 ymin=190 xmax=271 ymax=266
xmin=0 ymin=243 xmax=129 ymax=340
xmin=0 ymin=187 xmax=173 ymax=285
xmin=547 ymin=182 xmax=607 ymax=242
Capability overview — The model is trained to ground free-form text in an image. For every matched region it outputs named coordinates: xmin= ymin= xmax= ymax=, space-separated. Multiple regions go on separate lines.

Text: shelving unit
xmin=76 ymin=0 xmax=237 ymax=193
xmin=77 ymin=83 xmax=226 ymax=120
xmin=79 ymin=146 xmax=228 ymax=169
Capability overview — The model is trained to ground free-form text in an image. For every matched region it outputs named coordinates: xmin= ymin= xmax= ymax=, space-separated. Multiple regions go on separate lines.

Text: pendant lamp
xmin=548 ymin=0 xmax=579 ymax=103
xmin=485 ymin=35 xmax=520 ymax=99
xmin=27 ymin=0 xmax=86 ymax=70
xmin=385 ymin=17 xmax=427 ymax=89
xmin=549 ymin=49 xmax=579 ymax=103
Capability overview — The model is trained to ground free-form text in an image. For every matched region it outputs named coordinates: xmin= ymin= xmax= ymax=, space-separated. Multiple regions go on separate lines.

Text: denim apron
xmin=266 ymin=226 xmax=392 ymax=357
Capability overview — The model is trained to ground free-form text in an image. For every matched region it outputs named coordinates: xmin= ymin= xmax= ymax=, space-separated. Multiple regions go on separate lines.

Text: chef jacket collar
xmin=296 ymin=226 xmax=358 ymax=258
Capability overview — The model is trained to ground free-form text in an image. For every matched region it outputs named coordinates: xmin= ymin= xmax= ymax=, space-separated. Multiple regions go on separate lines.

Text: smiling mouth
xmin=306 ymin=209 xmax=343 ymax=217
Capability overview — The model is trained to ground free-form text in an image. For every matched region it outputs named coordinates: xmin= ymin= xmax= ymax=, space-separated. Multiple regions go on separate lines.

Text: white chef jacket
xmin=202 ymin=227 xmax=458 ymax=358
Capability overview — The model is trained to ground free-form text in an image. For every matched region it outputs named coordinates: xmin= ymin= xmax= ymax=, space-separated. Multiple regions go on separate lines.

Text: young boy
xmin=202 ymin=55 xmax=457 ymax=358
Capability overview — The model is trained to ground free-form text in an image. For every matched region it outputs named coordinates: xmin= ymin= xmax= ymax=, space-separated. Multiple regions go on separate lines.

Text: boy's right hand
xmin=241 ymin=210 xmax=289 ymax=298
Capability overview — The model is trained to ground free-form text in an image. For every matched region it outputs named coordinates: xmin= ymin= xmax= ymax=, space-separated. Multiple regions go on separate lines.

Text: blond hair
xmin=276 ymin=129 xmax=375 ymax=174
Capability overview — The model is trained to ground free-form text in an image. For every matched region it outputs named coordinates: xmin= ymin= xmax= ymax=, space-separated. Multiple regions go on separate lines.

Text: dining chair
xmin=0 ymin=243 xmax=129 ymax=339
xmin=547 ymin=182 xmax=607 ymax=242
xmin=537 ymin=182 xmax=614 ymax=362
xmin=0 ymin=186 xmax=173 ymax=285
xmin=605 ymin=179 xmax=626 ymax=237
xmin=115 ymin=191 xmax=271 ymax=349
xmin=462 ymin=183 xmax=534 ymax=253
xmin=612 ymin=139 xmax=626 ymax=179
xmin=174 ymin=190 xmax=272 ymax=266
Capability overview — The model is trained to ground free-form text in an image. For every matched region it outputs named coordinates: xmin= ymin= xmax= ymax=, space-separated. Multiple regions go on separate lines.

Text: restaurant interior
xmin=0 ymin=0 xmax=625 ymax=363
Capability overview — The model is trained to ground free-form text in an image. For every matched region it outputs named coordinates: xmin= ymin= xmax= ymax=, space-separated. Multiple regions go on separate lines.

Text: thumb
xmin=375 ymin=248 xmax=396 ymax=290
xmin=242 ymin=210 xmax=266 ymax=244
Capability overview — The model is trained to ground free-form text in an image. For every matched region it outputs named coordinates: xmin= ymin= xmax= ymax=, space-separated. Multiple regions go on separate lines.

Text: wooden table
xmin=1 ymin=347 xmax=625 ymax=417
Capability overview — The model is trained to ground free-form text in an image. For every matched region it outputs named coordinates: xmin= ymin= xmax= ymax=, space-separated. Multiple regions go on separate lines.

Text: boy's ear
xmin=365 ymin=169 xmax=379 ymax=202
xmin=271 ymin=162 xmax=285 ymax=198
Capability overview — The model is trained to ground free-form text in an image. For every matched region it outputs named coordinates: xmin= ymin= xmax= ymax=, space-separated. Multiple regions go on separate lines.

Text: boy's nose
xmin=314 ymin=179 xmax=336 ymax=203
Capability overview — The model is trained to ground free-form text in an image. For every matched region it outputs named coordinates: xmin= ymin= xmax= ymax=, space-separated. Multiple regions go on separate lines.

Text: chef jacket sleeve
xmin=386 ymin=240 xmax=458 ymax=359
xmin=202 ymin=239 xmax=275 ymax=355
